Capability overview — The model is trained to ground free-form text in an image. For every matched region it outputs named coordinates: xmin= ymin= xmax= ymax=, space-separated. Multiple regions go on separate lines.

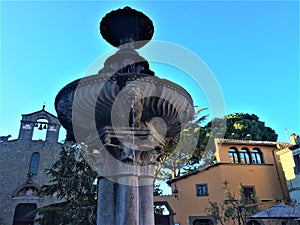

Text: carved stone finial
xmin=100 ymin=6 xmax=154 ymax=49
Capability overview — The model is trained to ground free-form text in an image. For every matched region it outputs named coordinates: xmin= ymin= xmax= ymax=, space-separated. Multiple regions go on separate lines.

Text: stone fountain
xmin=55 ymin=6 xmax=194 ymax=225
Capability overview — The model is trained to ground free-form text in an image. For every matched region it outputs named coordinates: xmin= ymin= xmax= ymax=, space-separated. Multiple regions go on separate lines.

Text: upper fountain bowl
xmin=100 ymin=6 xmax=154 ymax=49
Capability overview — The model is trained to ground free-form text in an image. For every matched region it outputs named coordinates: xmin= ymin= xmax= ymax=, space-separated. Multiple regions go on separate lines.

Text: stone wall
xmin=0 ymin=139 xmax=62 ymax=225
xmin=0 ymin=108 xmax=63 ymax=225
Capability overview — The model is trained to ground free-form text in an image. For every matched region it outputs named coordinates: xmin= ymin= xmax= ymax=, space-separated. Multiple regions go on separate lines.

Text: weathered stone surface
xmin=0 ymin=108 xmax=62 ymax=225
xmin=100 ymin=6 xmax=154 ymax=49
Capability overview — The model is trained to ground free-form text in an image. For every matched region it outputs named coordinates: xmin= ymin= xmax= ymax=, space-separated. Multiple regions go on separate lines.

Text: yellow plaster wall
xmin=155 ymin=140 xmax=289 ymax=225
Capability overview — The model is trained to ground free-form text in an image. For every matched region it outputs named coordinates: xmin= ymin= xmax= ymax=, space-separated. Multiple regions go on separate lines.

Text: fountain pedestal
xmin=80 ymin=126 xmax=163 ymax=225
xmin=97 ymin=177 xmax=154 ymax=225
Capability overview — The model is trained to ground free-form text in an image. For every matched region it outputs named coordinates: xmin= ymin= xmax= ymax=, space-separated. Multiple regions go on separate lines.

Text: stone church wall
xmin=0 ymin=108 xmax=63 ymax=225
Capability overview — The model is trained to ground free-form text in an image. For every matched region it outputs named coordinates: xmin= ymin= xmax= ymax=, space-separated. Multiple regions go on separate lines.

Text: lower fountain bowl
xmin=55 ymin=73 xmax=194 ymax=143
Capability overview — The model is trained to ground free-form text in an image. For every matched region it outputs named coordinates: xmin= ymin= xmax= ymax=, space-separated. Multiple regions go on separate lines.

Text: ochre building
xmin=155 ymin=138 xmax=290 ymax=225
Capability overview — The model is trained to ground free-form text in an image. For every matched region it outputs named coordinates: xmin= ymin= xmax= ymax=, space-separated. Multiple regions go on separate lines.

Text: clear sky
xmin=1 ymin=0 xmax=299 ymax=143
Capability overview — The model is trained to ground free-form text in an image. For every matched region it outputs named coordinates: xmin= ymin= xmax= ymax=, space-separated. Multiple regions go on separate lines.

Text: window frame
xmin=29 ymin=152 xmax=40 ymax=175
xmin=240 ymin=148 xmax=251 ymax=164
xmin=251 ymin=148 xmax=264 ymax=164
xmin=242 ymin=185 xmax=257 ymax=205
xmin=189 ymin=216 xmax=214 ymax=225
xmin=229 ymin=147 xmax=240 ymax=163
xmin=196 ymin=184 xmax=209 ymax=197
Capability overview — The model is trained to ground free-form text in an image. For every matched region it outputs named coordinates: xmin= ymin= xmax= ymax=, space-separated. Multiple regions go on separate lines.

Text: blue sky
xmin=1 ymin=0 xmax=299 ymax=143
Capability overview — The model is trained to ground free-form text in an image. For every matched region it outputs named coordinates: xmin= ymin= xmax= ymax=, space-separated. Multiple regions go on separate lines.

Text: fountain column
xmin=139 ymin=178 xmax=155 ymax=225
xmin=97 ymin=177 xmax=116 ymax=224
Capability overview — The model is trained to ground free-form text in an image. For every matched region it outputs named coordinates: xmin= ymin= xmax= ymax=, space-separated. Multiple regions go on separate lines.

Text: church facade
xmin=0 ymin=106 xmax=62 ymax=225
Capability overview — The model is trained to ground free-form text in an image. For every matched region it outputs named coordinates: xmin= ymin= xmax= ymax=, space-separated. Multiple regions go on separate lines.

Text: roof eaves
xmin=167 ymin=163 xmax=220 ymax=185
xmin=215 ymin=138 xmax=287 ymax=146
xmin=22 ymin=109 xmax=58 ymax=119
xmin=289 ymin=144 xmax=300 ymax=151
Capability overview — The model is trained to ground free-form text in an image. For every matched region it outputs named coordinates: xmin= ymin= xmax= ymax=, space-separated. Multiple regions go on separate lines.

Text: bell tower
xmin=18 ymin=105 xmax=61 ymax=142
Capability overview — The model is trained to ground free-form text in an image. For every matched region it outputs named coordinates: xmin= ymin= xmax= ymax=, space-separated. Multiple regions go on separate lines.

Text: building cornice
xmin=216 ymin=138 xmax=289 ymax=147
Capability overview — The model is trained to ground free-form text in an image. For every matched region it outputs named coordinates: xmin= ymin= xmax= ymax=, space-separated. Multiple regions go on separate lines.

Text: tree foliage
xmin=154 ymin=112 xmax=278 ymax=185
xmin=154 ymin=108 xmax=208 ymax=182
xmin=36 ymin=142 xmax=98 ymax=225
xmin=205 ymin=180 xmax=259 ymax=225
xmin=153 ymin=184 xmax=163 ymax=196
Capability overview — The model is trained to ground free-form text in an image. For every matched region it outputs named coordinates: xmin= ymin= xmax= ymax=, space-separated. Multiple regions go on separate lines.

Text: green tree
xmin=154 ymin=108 xmax=208 ymax=182
xmin=36 ymin=142 xmax=98 ymax=225
xmin=205 ymin=180 xmax=259 ymax=225
xmin=153 ymin=184 xmax=163 ymax=196
xmin=194 ymin=113 xmax=278 ymax=165
xmin=154 ymin=205 xmax=165 ymax=215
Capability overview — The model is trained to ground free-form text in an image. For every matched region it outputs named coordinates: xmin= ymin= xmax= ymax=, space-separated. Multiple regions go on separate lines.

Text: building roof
xmin=289 ymin=144 xmax=300 ymax=151
xmin=215 ymin=138 xmax=287 ymax=147
xmin=166 ymin=163 xmax=219 ymax=185
xmin=21 ymin=105 xmax=58 ymax=119
xmin=249 ymin=204 xmax=300 ymax=219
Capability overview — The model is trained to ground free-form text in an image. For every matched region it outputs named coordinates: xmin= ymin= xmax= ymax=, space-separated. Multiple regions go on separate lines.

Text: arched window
xmin=13 ymin=203 xmax=37 ymax=225
xmin=154 ymin=201 xmax=174 ymax=225
xmin=29 ymin=152 xmax=40 ymax=175
xmin=228 ymin=147 xmax=239 ymax=163
xmin=240 ymin=148 xmax=251 ymax=164
xmin=32 ymin=118 xmax=48 ymax=141
xmin=251 ymin=148 xmax=264 ymax=164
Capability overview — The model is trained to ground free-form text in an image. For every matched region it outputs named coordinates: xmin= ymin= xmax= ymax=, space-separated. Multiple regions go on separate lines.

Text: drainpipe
xmin=272 ymin=147 xmax=288 ymax=202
